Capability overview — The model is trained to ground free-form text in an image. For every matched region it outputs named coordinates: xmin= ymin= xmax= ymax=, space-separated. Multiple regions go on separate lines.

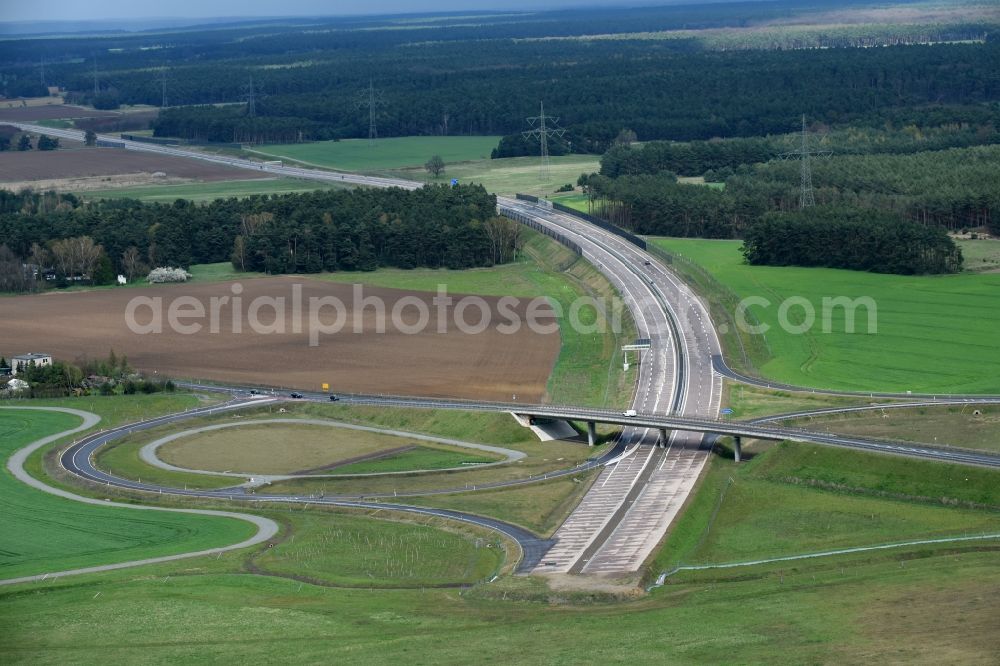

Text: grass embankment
xmin=83 ymin=177 xmax=341 ymax=203
xmin=0 ymin=404 xmax=255 ymax=580
xmin=320 ymin=227 xmax=637 ymax=408
xmin=551 ymin=192 xmax=590 ymax=212
xmin=655 ymin=441 xmax=1000 ymax=574
xmin=158 ymin=422 xmax=498 ymax=475
xmin=724 ymin=382 xmax=892 ymax=420
xmin=785 ymin=403 xmax=1000 ymax=453
xmin=253 ymin=510 xmax=505 ymax=588
xmin=407 ymin=468 xmax=600 ymax=537
xmin=650 ymin=237 xmax=1000 ymax=394
xmin=2 ymin=527 xmax=996 ymax=662
xmin=250 ymin=136 xmax=500 ymax=171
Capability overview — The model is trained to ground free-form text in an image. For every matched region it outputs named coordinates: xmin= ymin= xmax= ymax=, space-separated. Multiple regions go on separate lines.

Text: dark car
xmin=249 ymin=389 xmax=259 ymax=395
xmin=289 ymin=392 xmax=303 ymax=399
xmin=329 ymin=395 xmax=340 ymax=402
xmin=643 ymin=260 xmax=651 ymax=266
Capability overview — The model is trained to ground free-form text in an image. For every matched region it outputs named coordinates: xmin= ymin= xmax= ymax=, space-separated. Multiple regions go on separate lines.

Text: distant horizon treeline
xmin=3 ymin=6 xmax=995 ymax=150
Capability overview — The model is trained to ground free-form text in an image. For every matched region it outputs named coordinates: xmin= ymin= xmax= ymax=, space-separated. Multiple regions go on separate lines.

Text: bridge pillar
xmin=587 ymin=421 xmax=597 ymax=446
xmin=659 ymin=428 xmax=668 ymax=448
xmin=733 ymin=436 xmax=742 ymax=463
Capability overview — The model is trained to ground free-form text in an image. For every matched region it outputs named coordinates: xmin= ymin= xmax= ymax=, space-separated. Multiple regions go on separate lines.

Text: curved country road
xmin=0 ymin=406 xmax=279 ymax=587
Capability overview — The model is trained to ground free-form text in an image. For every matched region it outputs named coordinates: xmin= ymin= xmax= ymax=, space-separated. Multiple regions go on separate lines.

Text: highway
xmin=12 ymin=121 xmax=720 ymax=574
xmin=13 ymin=121 xmax=1000 ymax=577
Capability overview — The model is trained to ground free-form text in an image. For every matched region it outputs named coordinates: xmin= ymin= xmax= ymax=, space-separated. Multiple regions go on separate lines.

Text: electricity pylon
xmin=357 ymin=79 xmax=385 ymax=147
xmin=780 ymin=115 xmax=831 ymax=209
xmin=523 ymin=101 xmax=565 ymax=180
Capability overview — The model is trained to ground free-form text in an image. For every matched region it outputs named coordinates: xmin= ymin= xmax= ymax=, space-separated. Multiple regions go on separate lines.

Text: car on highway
xmin=643 ymin=260 xmax=651 ymax=266
xmin=289 ymin=392 xmax=303 ymax=399
xmin=623 ymin=409 xmax=637 ymax=417
xmin=249 ymin=389 xmax=259 ymax=395
xmin=329 ymin=395 xmax=340 ymax=402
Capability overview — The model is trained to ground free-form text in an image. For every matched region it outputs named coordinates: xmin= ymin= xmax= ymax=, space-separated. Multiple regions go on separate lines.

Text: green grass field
xmin=724 ymin=382 xmax=889 ymax=419
xmin=551 ymin=192 xmax=590 ymax=212
xmin=785 ymin=403 xmax=1000 ymax=453
xmin=329 ymin=446 xmax=495 ymax=474
xmin=83 ymin=177 xmax=338 ymax=203
xmin=394 ymin=154 xmax=600 ymax=197
xmin=253 ymin=511 xmax=504 ymax=587
xmin=654 ymin=440 xmax=1000 ymax=573
xmin=0 ymin=408 xmax=255 ymax=580
xmin=651 ymin=238 xmax=1000 ymax=393
xmin=1 ymin=532 xmax=996 ymax=663
xmin=409 ymin=470 xmax=599 ymax=536
xmin=250 ymin=136 xmax=500 ymax=171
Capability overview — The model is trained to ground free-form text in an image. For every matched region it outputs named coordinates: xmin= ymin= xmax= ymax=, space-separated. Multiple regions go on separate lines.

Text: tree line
xmin=599 ymin=114 xmax=1000 ymax=179
xmin=0 ymin=185 xmax=520 ymax=292
xmin=583 ymin=142 xmax=1000 ymax=239
xmin=742 ymin=208 xmax=963 ymax=275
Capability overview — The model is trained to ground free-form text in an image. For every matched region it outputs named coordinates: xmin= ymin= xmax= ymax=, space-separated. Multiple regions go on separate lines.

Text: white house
xmin=11 ymin=352 xmax=53 ymax=375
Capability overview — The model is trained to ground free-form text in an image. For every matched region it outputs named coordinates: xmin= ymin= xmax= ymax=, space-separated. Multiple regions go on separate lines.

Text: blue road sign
xmin=450 ymin=178 xmax=459 ymax=186
xmin=720 ymin=408 xmax=734 ymax=415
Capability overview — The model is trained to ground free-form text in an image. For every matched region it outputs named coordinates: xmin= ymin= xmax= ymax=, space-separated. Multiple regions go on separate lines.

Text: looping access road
xmin=57 ymin=399 xmax=557 ymax=572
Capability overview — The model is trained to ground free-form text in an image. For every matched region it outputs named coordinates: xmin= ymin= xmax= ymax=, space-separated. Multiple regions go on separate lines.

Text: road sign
xmin=322 ymin=383 xmax=329 ymax=391
xmin=720 ymin=408 xmax=734 ymax=415
xmin=450 ymin=178 xmax=459 ymax=186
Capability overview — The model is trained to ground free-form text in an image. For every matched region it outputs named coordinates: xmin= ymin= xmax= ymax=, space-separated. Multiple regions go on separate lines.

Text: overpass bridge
xmin=181 ymin=383 xmax=1000 ymax=469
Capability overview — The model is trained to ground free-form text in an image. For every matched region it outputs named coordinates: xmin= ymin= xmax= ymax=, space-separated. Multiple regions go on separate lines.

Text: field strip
xmin=652 ymin=532 xmax=1000 ymax=586
xmin=0 ymin=406 xmax=279 ymax=587
xmin=138 ymin=417 xmax=526 ymax=480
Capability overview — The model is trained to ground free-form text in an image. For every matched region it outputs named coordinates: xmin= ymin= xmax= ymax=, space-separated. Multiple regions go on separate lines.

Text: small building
xmin=11 ymin=352 xmax=52 ymax=375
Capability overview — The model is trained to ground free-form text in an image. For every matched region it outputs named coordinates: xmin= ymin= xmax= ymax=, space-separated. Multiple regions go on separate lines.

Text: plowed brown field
xmin=0 ymin=104 xmax=118 ymax=121
xmin=0 ymin=147 xmax=270 ymax=183
xmin=0 ymin=277 xmax=559 ymax=401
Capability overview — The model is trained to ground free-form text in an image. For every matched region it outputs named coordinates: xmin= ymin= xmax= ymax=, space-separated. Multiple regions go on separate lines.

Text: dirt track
xmin=0 ymin=277 xmax=559 ymax=401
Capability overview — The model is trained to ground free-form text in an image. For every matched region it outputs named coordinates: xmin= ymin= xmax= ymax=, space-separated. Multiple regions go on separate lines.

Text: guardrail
xmin=515 ymin=193 xmax=646 ymax=250
xmin=550 ymin=201 xmax=647 ymax=250
xmin=500 ymin=206 xmax=582 ymax=255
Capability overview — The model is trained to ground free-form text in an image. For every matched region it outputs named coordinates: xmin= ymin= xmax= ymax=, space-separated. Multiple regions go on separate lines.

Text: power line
xmin=356 ymin=79 xmax=384 ymax=147
xmin=243 ymin=74 xmax=260 ymax=117
xmin=522 ymin=101 xmax=565 ymax=180
xmin=92 ymin=55 xmax=99 ymax=95
xmin=780 ymin=114 xmax=831 ymax=209
xmin=160 ymin=69 xmax=168 ymax=108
